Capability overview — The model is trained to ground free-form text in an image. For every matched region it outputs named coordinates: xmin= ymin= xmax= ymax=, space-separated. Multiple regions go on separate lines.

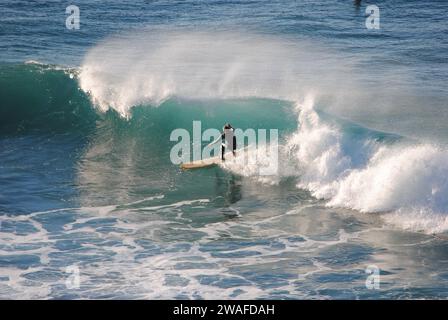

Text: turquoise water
xmin=1 ymin=1 xmax=448 ymax=299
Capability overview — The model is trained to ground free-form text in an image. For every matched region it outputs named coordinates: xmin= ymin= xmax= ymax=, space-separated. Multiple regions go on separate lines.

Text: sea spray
xmin=78 ymin=30 xmax=362 ymax=118
xmin=285 ymin=97 xmax=448 ymax=233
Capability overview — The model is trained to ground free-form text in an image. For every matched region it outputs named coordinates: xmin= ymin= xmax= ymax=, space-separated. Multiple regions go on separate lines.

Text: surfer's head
xmin=223 ymin=123 xmax=232 ymax=130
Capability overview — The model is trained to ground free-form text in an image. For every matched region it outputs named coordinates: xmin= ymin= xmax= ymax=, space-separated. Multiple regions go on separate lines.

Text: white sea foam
xmin=1 ymin=196 xmax=362 ymax=299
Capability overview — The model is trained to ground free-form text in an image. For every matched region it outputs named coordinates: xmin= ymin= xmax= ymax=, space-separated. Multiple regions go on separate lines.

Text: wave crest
xmin=79 ymin=30 xmax=360 ymax=117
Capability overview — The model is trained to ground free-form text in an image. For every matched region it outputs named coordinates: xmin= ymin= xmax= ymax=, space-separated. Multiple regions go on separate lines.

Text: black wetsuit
xmin=221 ymin=128 xmax=236 ymax=160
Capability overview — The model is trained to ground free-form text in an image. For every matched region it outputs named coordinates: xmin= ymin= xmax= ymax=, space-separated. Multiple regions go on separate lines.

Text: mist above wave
xmin=79 ymin=30 xmax=365 ymax=117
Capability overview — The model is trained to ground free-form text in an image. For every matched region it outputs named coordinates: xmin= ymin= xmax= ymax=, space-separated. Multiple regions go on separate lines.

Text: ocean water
xmin=1 ymin=0 xmax=448 ymax=299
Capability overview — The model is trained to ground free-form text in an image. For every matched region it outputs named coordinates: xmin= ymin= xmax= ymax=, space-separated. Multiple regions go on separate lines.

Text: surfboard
xmin=180 ymin=147 xmax=250 ymax=170
xmin=180 ymin=155 xmax=222 ymax=169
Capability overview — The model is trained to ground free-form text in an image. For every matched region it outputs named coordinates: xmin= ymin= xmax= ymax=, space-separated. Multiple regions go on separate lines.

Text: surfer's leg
xmin=221 ymin=145 xmax=225 ymax=161
xmin=232 ymin=136 xmax=236 ymax=156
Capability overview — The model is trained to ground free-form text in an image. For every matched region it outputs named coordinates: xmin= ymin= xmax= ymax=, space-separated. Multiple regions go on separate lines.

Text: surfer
xmin=208 ymin=123 xmax=236 ymax=161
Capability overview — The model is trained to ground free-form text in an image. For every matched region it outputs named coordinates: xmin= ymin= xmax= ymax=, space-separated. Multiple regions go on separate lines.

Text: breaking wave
xmin=3 ymin=31 xmax=448 ymax=234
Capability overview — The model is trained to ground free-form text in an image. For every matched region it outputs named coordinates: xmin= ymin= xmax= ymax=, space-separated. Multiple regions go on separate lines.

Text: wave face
xmin=0 ymin=63 xmax=97 ymax=134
